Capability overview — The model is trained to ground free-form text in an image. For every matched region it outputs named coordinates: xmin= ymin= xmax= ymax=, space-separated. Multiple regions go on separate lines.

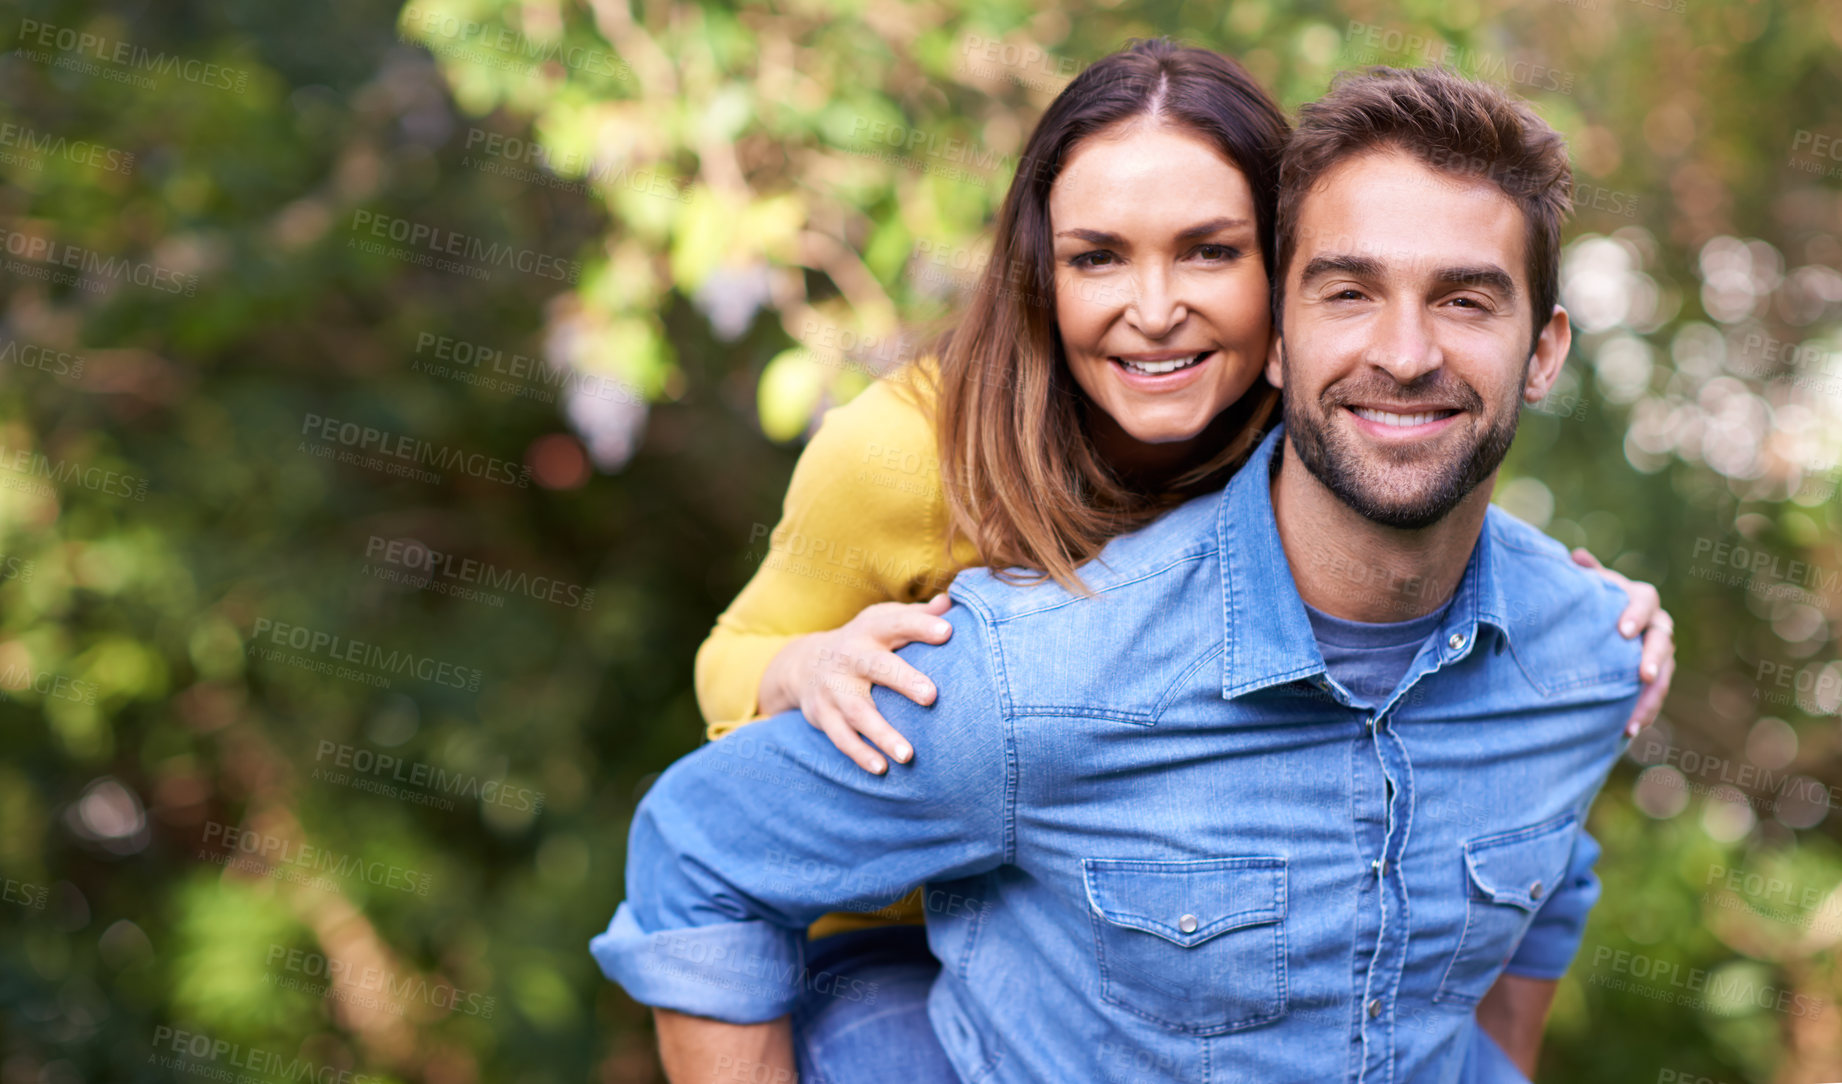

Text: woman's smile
xmin=1112 ymin=349 xmax=1213 ymax=376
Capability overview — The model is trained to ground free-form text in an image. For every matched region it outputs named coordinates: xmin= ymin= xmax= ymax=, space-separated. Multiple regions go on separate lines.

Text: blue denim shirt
xmin=593 ymin=425 xmax=1638 ymax=1083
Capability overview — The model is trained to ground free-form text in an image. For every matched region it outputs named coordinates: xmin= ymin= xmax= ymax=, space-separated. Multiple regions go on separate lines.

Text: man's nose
xmin=1364 ymin=302 xmax=1442 ymax=382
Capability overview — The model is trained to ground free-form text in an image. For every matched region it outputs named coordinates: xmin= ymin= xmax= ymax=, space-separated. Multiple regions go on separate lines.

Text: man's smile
xmin=1342 ymin=404 xmax=1464 ymax=441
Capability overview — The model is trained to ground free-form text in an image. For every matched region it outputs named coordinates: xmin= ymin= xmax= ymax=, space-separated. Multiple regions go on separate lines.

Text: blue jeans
xmin=787 ymin=928 xmax=1526 ymax=1083
xmin=1460 ymin=1021 xmax=1533 ymax=1084
xmin=791 ymin=926 xmax=961 ymax=1084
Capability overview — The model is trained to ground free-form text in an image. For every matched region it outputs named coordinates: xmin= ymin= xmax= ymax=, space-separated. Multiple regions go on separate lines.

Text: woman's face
xmin=1049 ymin=122 xmax=1272 ymax=449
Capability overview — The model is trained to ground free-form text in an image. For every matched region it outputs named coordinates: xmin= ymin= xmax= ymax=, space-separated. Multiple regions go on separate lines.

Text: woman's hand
xmin=757 ymin=594 xmax=954 ymax=773
xmin=1571 ymin=548 xmax=1675 ymax=738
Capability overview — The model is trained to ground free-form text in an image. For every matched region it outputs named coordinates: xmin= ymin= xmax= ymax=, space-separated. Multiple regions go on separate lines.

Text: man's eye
xmin=1069 ymin=250 xmax=1117 ymax=269
xmin=1330 ymin=288 xmax=1366 ymax=301
xmin=1447 ymin=296 xmax=1486 ymax=309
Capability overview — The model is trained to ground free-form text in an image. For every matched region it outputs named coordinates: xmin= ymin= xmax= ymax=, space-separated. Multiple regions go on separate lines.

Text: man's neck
xmin=1270 ymin=438 xmax=1493 ymax=623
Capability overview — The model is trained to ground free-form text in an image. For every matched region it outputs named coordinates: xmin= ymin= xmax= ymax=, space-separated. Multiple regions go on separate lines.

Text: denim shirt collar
xmin=1218 ymin=424 xmax=1514 ymax=701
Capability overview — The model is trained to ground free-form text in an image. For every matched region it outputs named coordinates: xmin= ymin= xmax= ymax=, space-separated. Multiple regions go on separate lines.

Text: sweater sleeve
xmin=694 ymin=373 xmax=965 ymax=737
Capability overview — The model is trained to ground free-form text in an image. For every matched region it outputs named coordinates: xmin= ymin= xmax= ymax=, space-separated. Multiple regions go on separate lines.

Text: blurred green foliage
xmin=0 ymin=0 xmax=1839 ymax=1080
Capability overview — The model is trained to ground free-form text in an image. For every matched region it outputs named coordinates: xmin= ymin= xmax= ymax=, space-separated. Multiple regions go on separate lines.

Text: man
xmin=594 ymin=67 xmax=1637 ymax=1082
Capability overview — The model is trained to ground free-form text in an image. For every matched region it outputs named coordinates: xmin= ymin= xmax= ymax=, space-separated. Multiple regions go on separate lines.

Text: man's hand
xmin=655 ymin=1008 xmax=797 ymax=1083
xmin=1475 ymin=973 xmax=1558 ymax=1078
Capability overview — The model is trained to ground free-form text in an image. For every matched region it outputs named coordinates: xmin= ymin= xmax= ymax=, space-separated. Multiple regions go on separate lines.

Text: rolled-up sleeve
xmin=1503 ymin=830 xmax=1601 ymax=980
xmin=592 ymin=906 xmax=810 ymax=1021
xmin=591 ymin=596 xmax=1011 ymax=1022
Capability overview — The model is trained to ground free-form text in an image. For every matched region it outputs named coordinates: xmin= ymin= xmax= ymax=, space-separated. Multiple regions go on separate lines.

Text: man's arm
xmin=1475 ymin=973 xmax=1557 ymax=1077
xmin=590 ymin=598 xmax=1010 ymax=1074
xmin=654 ymin=1010 xmax=796 ymax=1084
xmin=1500 ymin=829 xmax=1600 ymax=978
xmin=1477 ymin=829 xmax=1601 ymax=1076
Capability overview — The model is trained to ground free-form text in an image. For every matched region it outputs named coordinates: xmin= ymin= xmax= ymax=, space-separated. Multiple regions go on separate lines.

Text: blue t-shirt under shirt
xmin=1304 ymin=600 xmax=1452 ymax=708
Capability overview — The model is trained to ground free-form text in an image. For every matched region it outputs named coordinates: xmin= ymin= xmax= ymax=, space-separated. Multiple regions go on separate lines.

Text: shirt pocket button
xmin=1084 ymin=856 xmax=1289 ymax=1035
xmin=1434 ymin=814 xmax=1578 ymax=1006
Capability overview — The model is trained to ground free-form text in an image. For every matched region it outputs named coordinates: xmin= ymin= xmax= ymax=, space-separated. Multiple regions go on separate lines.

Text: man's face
xmin=1266 ymin=148 xmax=1569 ymax=529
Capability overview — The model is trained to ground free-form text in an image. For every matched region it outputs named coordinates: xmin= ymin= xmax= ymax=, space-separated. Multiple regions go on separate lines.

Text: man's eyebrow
xmin=1298 ymin=256 xmax=1519 ymax=298
xmin=1436 ymin=264 xmax=1518 ymax=297
xmin=1299 ymin=253 xmax=1383 ymax=283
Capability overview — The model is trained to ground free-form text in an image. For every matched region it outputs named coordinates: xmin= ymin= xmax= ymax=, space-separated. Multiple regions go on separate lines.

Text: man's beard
xmin=1281 ymin=346 xmax=1523 ymax=530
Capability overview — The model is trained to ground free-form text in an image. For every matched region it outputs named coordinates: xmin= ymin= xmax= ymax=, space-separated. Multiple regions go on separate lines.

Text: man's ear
xmin=1265 ymin=330 xmax=1286 ymax=389
xmin=1523 ymin=305 xmax=1572 ymax=403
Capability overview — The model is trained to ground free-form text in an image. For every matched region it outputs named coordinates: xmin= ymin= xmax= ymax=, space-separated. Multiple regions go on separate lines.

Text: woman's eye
xmin=1194 ymin=244 xmax=1241 ymax=261
xmin=1069 ymin=250 xmax=1117 ymax=269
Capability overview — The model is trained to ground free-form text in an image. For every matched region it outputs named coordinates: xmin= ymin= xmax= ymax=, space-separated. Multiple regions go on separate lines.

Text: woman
xmin=692 ymin=39 xmax=1673 ymax=1078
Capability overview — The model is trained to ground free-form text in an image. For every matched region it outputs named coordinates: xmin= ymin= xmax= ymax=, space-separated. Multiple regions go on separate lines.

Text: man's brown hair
xmin=1274 ymin=66 xmax=1573 ymax=355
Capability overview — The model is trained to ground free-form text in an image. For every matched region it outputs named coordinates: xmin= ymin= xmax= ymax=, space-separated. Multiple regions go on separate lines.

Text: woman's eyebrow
xmin=1175 ymin=216 xmax=1250 ymax=242
xmin=1054 ymin=227 xmax=1124 ymax=245
xmin=1055 ymin=217 xmax=1252 ymax=246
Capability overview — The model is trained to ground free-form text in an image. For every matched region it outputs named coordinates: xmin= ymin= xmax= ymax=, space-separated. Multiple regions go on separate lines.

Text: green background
xmin=1 ymin=0 xmax=1840 ymax=1079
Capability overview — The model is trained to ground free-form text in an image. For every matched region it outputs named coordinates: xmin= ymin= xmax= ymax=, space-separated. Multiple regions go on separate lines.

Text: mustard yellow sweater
xmin=694 ymin=366 xmax=977 ymax=937
xmin=695 ymin=366 xmax=976 ymax=737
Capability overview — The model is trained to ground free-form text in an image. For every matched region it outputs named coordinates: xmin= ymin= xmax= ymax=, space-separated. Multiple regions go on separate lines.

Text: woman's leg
xmin=791 ymin=925 xmax=962 ymax=1084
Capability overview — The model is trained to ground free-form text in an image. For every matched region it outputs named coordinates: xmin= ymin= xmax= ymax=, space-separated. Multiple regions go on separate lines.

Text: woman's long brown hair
xmin=916 ymin=38 xmax=1291 ymax=594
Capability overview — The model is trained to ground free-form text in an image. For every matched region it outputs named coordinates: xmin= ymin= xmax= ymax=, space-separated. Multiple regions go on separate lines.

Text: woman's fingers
xmin=851 ymin=598 xmax=952 ymax=654
xmin=1574 ymin=550 xmax=1672 ymax=702
xmin=808 ymin=700 xmax=890 ymax=774
xmin=836 ymin=693 xmax=914 ymax=765
xmin=1639 ymin=610 xmax=1675 ymax=684
xmin=877 ymin=602 xmax=954 ymax=647
xmin=1623 ymin=604 xmax=1676 ymax=736
xmin=1624 ymin=654 xmax=1675 ymax=737
xmin=809 ymin=639 xmax=928 ymax=699
xmin=1616 ymin=580 xmax=1661 ymax=641
xmin=791 ymin=598 xmax=953 ymax=773
xmin=872 ymin=655 xmax=936 ymax=706
xmin=1575 ymin=548 xmax=1656 ymax=638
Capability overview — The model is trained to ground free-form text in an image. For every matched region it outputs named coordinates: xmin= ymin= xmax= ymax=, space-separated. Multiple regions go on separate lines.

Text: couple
xmin=596 ymin=42 xmax=1676 ymax=1083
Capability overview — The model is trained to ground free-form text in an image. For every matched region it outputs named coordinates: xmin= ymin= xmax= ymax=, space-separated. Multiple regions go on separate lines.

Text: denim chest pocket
xmin=1434 ymin=814 xmax=1578 ymax=1005
xmin=1083 ymin=856 xmax=1287 ymax=1035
